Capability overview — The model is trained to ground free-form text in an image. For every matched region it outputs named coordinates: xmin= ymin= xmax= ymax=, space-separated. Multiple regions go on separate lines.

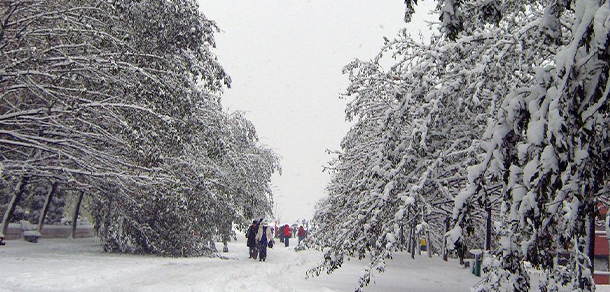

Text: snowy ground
xmin=1 ymin=236 xmax=480 ymax=292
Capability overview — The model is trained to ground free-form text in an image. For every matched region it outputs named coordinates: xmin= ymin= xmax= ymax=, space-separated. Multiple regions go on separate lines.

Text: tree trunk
xmin=443 ymin=216 xmax=449 ymax=261
xmin=400 ymin=224 xmax=404 ymax=251
xmin=407 ymin=226 xmax=413 ymax=253
xmin=403 ymin=210 xmax=409 ymax=252
xmin=459 ymin=242 xmax=467 ymax=266
xmin=0 ymin=176 xmax=29 ymax=238
xmin=485 ymin=204 xmax=492 ymax=251
xmin=426 ymin=228 xmax=432 ymax=258
xmin=587 ymin=209 xmax=596 ymax=277
xmin=71 ymin=191 xmax=85 ymax=239
xmin=410 ymin=224 xmax=416 ymax=259
xmin=37 ymin=181 xmax=58 ymax=233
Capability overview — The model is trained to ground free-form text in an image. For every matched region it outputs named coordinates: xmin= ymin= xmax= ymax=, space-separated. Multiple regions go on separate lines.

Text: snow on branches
xmin=312 ymin=0 xmax=608 ymax=290
xmin=1 ymin=0 xmax=279 ymax=256
xmin=451 ymin=0 xmax=610 ymax=290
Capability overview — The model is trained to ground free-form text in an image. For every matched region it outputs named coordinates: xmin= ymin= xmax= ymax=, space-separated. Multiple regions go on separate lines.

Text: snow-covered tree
xmin=0 ymin=0 xmax=161 ymax=238
xmin=307 ymin=28 xmax=519 ymax=290
xmin=451 ymin=0 xmax=610 ymax=290
xmin=311 ymin=0 xmax=608 ymax=290
xmin=1 ymin=0 xmax=279 ymax=256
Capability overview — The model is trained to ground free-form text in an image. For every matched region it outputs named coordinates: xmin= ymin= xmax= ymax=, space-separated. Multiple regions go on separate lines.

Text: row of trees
xmin=0 ymin=0 xmax=279 ymax=256
xmin=309 ymin=0 xmax=609 ymax=291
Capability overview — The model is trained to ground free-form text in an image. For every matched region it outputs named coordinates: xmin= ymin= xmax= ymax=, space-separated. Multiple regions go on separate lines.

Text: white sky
xmin=198 ymin=0 xmax=436 ymax=224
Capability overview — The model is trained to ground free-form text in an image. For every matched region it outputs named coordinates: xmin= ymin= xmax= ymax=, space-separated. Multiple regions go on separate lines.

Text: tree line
xmin=0 ymin=0 xmax=280 ymax=256
xmin=308 ymin=0 xmax=609 ymax=291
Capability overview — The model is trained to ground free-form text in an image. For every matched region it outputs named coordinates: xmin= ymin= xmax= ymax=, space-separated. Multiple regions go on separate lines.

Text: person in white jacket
xmin=255 ymin=221 xmax=273 ymax=261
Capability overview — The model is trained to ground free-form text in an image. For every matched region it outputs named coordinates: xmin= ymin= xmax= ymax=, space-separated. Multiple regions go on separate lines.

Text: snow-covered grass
xmin=1 ymin=236 xmax=479 ymax=292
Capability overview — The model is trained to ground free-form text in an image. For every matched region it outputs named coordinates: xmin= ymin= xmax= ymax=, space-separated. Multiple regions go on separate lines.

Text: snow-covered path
xmin=1 ymin=236 xmax=479 ymax=292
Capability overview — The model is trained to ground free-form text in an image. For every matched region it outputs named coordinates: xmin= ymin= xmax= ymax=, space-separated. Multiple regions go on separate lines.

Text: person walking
xmin=283 ymin=224 xmax=292 ymax=247
xmin=297 ymin=225 xmax=306 ymax=245
xmin=246 ymin=220 xmax=259 ymax=259
xmin=279 ymin=225 xmax=285 ymax=243
xmin=256 ymin=220 xmax=273 ymax=261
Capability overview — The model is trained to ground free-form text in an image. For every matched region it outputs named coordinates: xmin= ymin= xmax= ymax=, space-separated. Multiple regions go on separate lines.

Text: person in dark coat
xmin=279 ymin=225 xmax=285 ymax=243
xmin=256 ymin=220 xmax=273 ymax=261
xmin=246 ymin=220 xmax=259 ymax=259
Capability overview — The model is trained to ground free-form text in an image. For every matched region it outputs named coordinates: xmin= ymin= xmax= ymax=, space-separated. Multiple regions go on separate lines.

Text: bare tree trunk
xmin=418 ymin=234 xmax=422 ymax=256
xmin=426 ymin=228 xmax=432 ymax=258
xmin=1 ymin=176 xmax=29 ymax=238
xmin=410 ymin=223 xmax=416 ymax=259
xmin=587 ymin=209 xmax=596 ymax=277
xmin=485 ymin=204 xmax=492 ymax=251
xmin=459 ymin=242 xmax=467 ymax=266
xmin=37 ymin=181 xmax=58 ymax=233
xmin=443 ymin=216 xmax=449 ymax=261
xmin=402 ymin=210 xmax=409 ymax=252
xmin=71 ymin=191 xmax=85 ymax=239
xmin=407 ymin=226 xmax=413 ymax=253
xmin=399 ymin=224 xmax=404 ymax=251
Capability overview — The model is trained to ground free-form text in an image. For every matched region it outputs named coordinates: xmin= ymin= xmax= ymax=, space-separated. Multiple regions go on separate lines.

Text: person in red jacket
xmin=283 ymin=224 xmax=292 ymax=247
xmin=297 ymin=226 xmax=306 ymax=245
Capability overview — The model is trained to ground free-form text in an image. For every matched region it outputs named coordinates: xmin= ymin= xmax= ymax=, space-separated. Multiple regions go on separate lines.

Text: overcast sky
xmin=198 ymin=0 xmax=435 ymax=224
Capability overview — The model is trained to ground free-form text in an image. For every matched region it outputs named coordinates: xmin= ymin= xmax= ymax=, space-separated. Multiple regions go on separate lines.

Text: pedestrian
xmin=246 ymin=220 xmax=259 ymax=259
xmin=297 ymin=225 xmax=306 ymax=245
xmin=283 ymin=224 xmax=292 ymax=247
xmin=256 ymin=220 xmax=273 ymax=261
xmin=279 ymin=225 xmax=285 ymax=243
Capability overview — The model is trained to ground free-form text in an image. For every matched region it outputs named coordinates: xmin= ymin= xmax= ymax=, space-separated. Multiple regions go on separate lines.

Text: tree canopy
xmin=309 ymin=0 xmax=609 ymax=290
xmin=1 ymin=0 xmax=280 ymax=256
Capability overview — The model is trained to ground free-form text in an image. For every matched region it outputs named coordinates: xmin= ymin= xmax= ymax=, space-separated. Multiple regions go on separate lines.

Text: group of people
xmin=245 ymin=220 xmax=308 ymax=261
xmin=277 ymin=224 xmax=307 ymax=247
xmin=246 ymin=220 xmax=273 ymax=261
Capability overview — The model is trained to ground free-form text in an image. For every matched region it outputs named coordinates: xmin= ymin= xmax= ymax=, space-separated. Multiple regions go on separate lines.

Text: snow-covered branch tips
xmin=309 ymin=0 xmax=610 ymax=291
xmin=0 ymin=0 xmax=280 ymax=256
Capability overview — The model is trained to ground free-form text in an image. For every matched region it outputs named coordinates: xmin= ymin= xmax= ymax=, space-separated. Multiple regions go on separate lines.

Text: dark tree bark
xmin=418 ymin=235 xmax=422 ymax=256
xmin=410 ymin=223 xmax=416 ymax=259
xmin=485 ymin=204 xmax=492 ymax=251
xmin=400 ymin=224 xmax=405 ymax=251
xmin=443 ymin=216 xmax=450 ymax=261
xmin=0 ymin=175 xmax=29 ymax=238
xmin=71 ymin=191 xmax=85 ymax=239
xmin=407 ymin=227 xmax=413 ymax=252
xmin=37 ymin=181 xmax=58 ymax=233
xmin=426 ymin=228 xmax=432 ymax=258
xmin=588 ymin=209 xmax=596 ymax=276
xmin=459 ymin=242 xmax=467 ymax=266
